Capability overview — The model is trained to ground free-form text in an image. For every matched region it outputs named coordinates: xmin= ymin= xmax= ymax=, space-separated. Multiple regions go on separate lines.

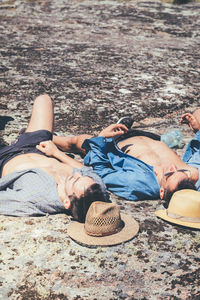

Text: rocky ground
xmin=0 ymin=0 xmax=199 ymax=299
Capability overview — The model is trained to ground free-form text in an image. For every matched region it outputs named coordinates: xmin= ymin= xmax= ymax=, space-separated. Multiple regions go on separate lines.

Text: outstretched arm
xmin=53 ymin=134 xmax=92 ymax=156
xmin=52 ymin=124 xmax=128 ymax=155
xmin=36 ymin=140 xmax=83 ymax=169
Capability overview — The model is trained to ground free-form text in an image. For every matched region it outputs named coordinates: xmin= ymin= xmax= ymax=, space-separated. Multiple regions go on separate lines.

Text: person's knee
xmin=33 ymin=94 xmax=53 ymax=109
xmin=35 ymin=94 xmax=52 ymax=103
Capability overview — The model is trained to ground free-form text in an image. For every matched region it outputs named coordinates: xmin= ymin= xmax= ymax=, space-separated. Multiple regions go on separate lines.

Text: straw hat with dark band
xmin=67 ymin=201 xmax=139 ymax=246
xmin=155 ymin=189 xmax=200 ymax=229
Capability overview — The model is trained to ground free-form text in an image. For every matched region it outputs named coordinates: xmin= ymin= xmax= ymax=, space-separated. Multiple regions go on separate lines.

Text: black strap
xmin=115 ymin=129 xmax=161 ymax=144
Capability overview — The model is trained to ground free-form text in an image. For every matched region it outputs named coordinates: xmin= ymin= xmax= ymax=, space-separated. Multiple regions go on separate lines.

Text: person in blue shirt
xmin=54 ymin=109 xmax=200 ymax=205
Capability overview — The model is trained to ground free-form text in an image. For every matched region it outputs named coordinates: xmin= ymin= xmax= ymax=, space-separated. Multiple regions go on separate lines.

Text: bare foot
xmin=180 ymin=110 xmax=200 ymax=133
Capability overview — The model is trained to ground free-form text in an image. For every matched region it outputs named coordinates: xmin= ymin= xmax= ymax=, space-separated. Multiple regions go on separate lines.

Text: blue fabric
xmin=182 ymin=131 xmax=200 ymax=191
xmin=82 ymin=137 xmax=160 ymax=201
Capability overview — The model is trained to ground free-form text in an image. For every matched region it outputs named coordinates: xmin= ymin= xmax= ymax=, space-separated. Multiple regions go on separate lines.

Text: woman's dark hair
xmin=163 ymin=179 xmax=197 ymax=208
xmin=69 ymin=183 xmax=108 ymax=223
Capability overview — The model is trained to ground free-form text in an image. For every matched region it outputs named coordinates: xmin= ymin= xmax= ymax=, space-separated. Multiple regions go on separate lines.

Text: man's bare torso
xmin=2 ymin=153 xmax=73 ymax=182
xmin=117 ymin=136 xmax=183 ymax=184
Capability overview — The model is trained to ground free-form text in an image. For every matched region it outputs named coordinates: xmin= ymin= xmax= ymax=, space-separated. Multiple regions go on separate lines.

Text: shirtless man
xmin=53 ymin=110 xmax=200 ymax=204
xmin=0 ymin=94 xmax=108 ymax=222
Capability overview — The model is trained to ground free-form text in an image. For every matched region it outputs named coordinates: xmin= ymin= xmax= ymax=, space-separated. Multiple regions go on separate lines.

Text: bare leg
xmin=26 ymin=94 xmax=54 ymax=133
xmin=53 ymin=134 xmax=93 ymax=156
xmin=180 ymin=109 xmax=200 ymax=133
xmin=26 ymin=94 xmax=91 ymax=156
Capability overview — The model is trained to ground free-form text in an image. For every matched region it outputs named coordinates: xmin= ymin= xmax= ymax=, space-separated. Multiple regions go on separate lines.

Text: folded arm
xmin=36 ymin=140 xmax=83 ymax=169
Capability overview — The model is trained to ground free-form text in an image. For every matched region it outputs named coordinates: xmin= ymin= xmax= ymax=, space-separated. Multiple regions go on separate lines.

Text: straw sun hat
xmin=155 ymin=189 xmax=200 ymax=229
xmin=67 ymin=201 xmax=139 ymax=246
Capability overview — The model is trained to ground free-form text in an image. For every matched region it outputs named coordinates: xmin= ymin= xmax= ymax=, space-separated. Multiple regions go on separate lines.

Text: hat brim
xmin=67 ymin=213 xmax=139 ymax=247
xmin=155 ymin=209 xmax=200 ymax=229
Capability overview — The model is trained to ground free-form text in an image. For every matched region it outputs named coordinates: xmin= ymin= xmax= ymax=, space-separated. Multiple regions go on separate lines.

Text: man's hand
xmin=36 ymin=140 xmax=59 ymax=157
xmin=37 ymin=140 xmax=83 ymax=169
xmin=180 ymin=112 xmax=200 ymax=133
xmin=98 ymin=124 xmax=128 ymax=138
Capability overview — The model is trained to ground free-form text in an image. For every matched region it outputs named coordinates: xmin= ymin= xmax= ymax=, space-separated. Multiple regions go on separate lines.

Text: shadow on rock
xmin=0 ymin=116 xmax=14 ymax=130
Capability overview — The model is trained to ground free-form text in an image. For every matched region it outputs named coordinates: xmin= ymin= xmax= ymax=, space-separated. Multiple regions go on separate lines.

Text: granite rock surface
xmin=0 ymin=0 xmax=199 ymax=299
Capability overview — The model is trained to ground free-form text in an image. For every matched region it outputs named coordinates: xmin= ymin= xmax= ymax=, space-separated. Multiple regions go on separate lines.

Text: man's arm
xmin=36 ymin=141 xmax=83 ymax=169
xmin=52 ymin=123 xmax=128 ymax=155
xmin=53 ymin=134 xmax=92 ymax=156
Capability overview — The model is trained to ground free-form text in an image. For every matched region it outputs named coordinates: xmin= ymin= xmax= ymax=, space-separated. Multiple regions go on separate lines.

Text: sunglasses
xmin=164 ymin=169 xmax=191 ymax=179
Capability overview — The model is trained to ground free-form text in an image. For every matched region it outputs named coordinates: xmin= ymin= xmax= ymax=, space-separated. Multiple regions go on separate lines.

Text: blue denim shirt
xmin=82 ymin=137 xmax=160 ymax=201
xmin=182 ymin=131 xmax=200 ymax=191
